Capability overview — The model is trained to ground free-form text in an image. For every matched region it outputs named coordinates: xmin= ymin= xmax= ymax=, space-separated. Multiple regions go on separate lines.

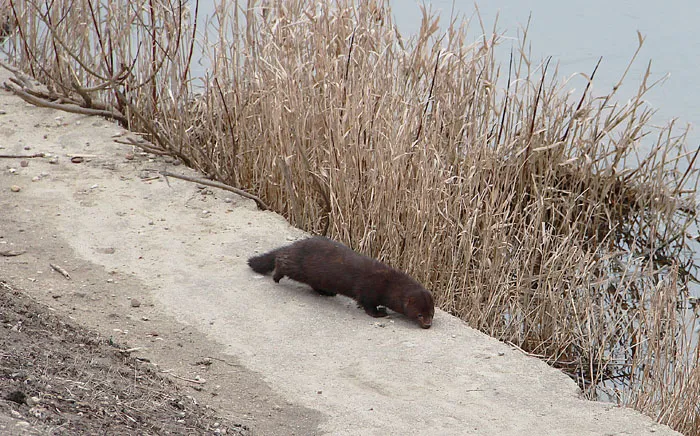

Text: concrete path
xmin=0 ymin=69 xmax=679 ymax=435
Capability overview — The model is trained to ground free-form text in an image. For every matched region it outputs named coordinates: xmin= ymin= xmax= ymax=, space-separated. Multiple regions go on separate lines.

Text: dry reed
xmin=4 ymin=0 xmax=699 ymax=433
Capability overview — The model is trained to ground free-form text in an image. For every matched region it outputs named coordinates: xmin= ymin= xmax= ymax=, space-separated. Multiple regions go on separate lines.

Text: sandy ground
xmin=0 ymin=68 xmax=682 ymax=435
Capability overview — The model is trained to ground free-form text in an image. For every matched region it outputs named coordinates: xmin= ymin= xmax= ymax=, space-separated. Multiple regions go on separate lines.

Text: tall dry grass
xmin=4 ymin=0 xmax=699 ymax=433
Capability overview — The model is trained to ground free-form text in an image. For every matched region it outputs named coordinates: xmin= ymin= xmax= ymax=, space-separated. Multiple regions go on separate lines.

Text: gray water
xmin=391 ymin=0 xmax=700 ymax=147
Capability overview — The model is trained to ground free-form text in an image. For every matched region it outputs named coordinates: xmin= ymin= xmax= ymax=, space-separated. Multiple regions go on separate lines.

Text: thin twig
xmin=0 ymin=153 xmax=45 ymax=158
xmin=119 ymin=347 xmax=145 ymax=354
xmin=0 ymin=250 xmax=26 ymax=257
xmin=162 ymin=371 xmax=206 ymax=384
xmin=160 ymin=170 xmax=268 ymax=211
xmin=4 ymin=81 xmax=127 ymax=123
xmin=49 ymin=263 xmax=71 ymax=280
xmin=415 ymin=49 xmax=441 ymax=143
xmin=561 ymin=57 xmax=602 ymax=143
xmin=116 ymin=137 xmax=170 ymax=156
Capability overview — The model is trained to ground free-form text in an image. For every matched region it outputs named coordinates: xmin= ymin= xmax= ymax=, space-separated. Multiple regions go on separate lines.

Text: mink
xmin=248 ymin=236 xmax=434 ymax=329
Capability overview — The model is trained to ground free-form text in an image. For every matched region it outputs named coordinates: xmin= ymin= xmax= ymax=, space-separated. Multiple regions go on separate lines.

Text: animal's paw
xmin=363 ymin=305 xmax=388 ymax=318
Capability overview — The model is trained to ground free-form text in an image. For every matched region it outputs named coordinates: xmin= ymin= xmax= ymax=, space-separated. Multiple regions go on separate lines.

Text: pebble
xmin=10 ymin=185 xmax=20 ymax=192
xmin=48 ymin=157 xmax=58 ymax=164
xmin=71 ymin=156 xmax=84 ymax=164
xmin=20 ymin=160 xmax=28 ymax=167
xmin=130 ymin=298 xmax=141 ymax=308
xmin=125 ymin=153 xmax=134 ymax=160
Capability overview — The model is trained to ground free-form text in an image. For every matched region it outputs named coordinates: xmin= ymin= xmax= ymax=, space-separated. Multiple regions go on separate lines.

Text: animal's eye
xmin=417 ymin=314 xmax=424 ymax=320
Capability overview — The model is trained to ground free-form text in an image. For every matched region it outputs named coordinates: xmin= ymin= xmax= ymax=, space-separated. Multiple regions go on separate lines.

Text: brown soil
xmin=0 ymin=280 xmax=249 ymax=435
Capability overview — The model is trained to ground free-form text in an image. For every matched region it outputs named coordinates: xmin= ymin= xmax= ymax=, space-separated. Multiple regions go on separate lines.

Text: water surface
xmin=391 ymin=0 xmax=700 ymax=147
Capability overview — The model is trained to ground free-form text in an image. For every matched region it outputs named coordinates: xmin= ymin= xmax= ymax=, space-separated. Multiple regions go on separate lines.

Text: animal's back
xmin=275 ymin=237 xmax=383 ymax=297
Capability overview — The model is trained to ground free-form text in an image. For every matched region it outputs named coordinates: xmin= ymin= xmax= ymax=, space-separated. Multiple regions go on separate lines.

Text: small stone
xmin=27 ymin=396 xmax=39 ymax=407
xmin=71 ymin=156 xmax=84 ymax=164
xmin=124 ymin=153 xmax=134 ymax=160
xmin=10 ymin=185 xmax=20 ymax=192
xmin=19 ymin=160 xmax=28 ymax=167
xmin=172 ymin=159 xmax=181 ymax=166
xmin=31 ymin=176 xmax=40 ymax=182
xmin=130 ymin=298 xmax=141 ymax=308
xmin=48 ymin=157 xmax=58 ymax=164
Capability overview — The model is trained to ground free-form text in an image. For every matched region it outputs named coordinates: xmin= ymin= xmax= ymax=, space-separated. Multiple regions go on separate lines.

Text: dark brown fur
xmin=248 ymin=236 xmax=434 ymax=329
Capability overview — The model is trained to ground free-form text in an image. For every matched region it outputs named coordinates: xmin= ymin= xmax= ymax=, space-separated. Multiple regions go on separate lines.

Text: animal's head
xmin=404 ymin=287 xmax=435 ymax=329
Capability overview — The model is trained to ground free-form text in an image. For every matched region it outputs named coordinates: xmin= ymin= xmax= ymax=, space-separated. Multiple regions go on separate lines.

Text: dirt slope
xmin=0 ymin=68 xmax=679 ymax=435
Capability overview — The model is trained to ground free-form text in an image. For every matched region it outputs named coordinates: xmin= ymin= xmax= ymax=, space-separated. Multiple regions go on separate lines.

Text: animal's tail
xmin=247 ymin=249 xmax=279 ymax=274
